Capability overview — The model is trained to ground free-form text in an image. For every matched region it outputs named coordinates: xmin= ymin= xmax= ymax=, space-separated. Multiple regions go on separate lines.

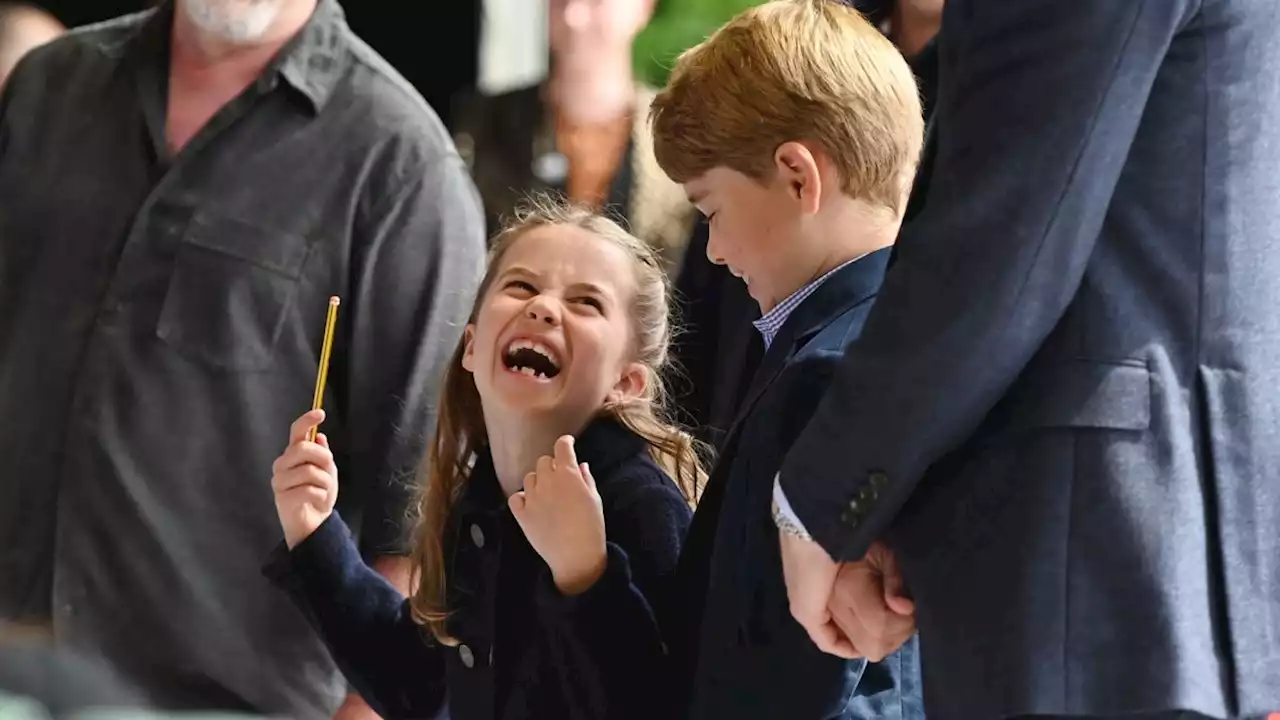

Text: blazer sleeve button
xmin=841 ymin=500 xmax=862 ymax=526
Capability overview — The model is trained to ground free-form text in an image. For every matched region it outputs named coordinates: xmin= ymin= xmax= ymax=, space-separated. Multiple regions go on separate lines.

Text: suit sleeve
xmin=535 ymin=480 xmax=693 ymax=719
xmin=779 ymin=0 xmax=1197 ymax=561
xmin=343 ymin=149 xmax=486 ymax=558
xmin=263 ymin=513 xmax=446 ymax=720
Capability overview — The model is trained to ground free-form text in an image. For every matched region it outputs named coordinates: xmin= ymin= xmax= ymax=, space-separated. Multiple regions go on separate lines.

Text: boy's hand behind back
xmin=271 ymin=409 xmax=339 ymax=549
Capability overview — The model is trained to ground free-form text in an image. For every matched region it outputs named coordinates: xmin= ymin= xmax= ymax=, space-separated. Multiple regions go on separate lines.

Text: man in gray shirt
xmin=0 ymin=0 xmax=486 ymax=717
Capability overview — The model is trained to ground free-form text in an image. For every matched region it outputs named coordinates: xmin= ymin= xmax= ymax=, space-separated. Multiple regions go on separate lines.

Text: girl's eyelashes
xmin=502 ymin=279 xmax=604 ymax=313
xmin=575 ymin=296 xmax=604 ymax=312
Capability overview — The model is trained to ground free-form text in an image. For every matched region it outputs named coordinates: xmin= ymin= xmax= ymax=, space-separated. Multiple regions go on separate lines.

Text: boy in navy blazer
xmin=648 ymin=1 xmax=927 ymax=718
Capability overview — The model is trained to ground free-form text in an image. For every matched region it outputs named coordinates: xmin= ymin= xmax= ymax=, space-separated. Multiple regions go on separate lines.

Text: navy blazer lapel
xmin=731 ymin=247 xmax=893 ymax=427
xmin=690 ymin=248 xmax=892 ymax=645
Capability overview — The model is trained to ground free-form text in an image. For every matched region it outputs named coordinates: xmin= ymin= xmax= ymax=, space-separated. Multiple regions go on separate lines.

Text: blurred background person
xmin=0 ymin=2 xmax=62 ymax=87
xmin=453 ymin=0 xmax=698 ymax=272
xmin=857 ymin=0 xmax=941 ymax=57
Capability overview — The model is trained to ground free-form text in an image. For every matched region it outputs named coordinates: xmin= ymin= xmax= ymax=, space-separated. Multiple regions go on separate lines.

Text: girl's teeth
xmin=507 ymin=338 xmax=557 ymax=365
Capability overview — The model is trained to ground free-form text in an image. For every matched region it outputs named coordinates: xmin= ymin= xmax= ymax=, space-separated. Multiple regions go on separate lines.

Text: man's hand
xmin=827 ymin=541 xmax=916 ymax=662
xmin=780 ymin=531 xmax=858 ymax=659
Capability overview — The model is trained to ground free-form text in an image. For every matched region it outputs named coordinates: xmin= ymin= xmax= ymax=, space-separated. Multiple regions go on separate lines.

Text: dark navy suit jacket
xmin=670 ymin=248 xmax=923 ymax=720
xmin=779 ymin=2 xmax=1280 ymax=717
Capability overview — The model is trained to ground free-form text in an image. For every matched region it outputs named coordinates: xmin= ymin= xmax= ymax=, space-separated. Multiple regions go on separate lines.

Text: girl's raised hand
xmin=509 ymin=435 xmax=607 ymax=596
xmin=271 ymin=409 xmax=339 ymax=549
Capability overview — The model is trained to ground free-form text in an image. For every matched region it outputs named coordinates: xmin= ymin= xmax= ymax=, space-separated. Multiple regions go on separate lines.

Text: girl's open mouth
xmin=501 ymin=338 xmax=562 ymax=380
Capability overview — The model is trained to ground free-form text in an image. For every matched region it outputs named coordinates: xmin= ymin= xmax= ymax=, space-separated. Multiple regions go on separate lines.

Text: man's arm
xmin=779 ymin=0 xmax=1197 ymax=562
xmin=344 ymin=150 xmax=485 ymax=560
xmin=334 ymin=148 xmax=485 ymax=719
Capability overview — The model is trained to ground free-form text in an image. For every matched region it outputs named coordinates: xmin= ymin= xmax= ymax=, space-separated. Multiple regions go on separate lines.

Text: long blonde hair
xmin=408 ymin=196 xmax=707 ymax=644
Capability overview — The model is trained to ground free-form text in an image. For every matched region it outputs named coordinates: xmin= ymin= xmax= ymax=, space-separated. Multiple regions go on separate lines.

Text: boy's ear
xmin=774 ymin=141 xmax=823 ymax=215
xmin=608 ymin=362 xmax=649 ymax=407
xmin=460 ymin=325 xmax=478 ymax=374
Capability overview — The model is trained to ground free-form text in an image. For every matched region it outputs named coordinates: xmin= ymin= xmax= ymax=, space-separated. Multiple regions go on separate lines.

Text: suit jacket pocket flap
xmin=1018 ymin=359 xmax=1151 ymax=431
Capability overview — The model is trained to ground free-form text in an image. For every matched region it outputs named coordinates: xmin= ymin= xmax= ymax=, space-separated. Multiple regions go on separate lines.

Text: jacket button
xmin=470 ymin=523 xmax=485 ymax=549
xmin=841 ymin=501 xmax=861 ymax=526
xmin=869 ymin=471 xmax=889 ymax=489
xmin=459 ymin=644 xmax=475 ymax=668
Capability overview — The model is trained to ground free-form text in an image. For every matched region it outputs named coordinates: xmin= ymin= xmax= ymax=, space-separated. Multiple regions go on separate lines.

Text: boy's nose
xmin=705 ymin=242 xmax=727 ymax=266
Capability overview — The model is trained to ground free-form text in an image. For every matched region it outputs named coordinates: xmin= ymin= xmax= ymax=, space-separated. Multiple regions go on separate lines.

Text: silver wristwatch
xmin=772 ymin=498 xmax=813 ymax=541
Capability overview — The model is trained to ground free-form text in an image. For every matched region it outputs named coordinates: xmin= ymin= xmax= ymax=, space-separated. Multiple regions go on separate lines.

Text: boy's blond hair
xmin=650 ymin=0 xmax=924 ymax=213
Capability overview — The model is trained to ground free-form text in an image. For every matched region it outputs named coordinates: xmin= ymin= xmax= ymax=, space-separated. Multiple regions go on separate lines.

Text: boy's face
xmin=685 ymin=148 xmax=821 ymax=313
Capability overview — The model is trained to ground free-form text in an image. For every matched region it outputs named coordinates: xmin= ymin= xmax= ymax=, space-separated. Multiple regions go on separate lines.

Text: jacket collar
xmin=737 ymin=246 xmax=892 ymax=423
xmin=455 ymin=415 xmax=649 ymax=519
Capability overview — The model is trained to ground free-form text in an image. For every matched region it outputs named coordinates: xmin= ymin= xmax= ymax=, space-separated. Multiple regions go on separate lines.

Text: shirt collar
xmin=275 ymin=0 xmax=349 ymax=113
xmin=752 ymin=254 xmax=869 ymax=349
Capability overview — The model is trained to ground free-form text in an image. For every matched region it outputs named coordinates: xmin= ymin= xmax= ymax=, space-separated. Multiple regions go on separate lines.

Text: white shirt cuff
xmin=772 ymin=473 xmax=811 ymax=536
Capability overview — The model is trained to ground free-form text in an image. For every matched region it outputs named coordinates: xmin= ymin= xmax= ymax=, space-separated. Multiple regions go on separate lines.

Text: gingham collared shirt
xmin=752 ymin=254 xmax=867 ymax=349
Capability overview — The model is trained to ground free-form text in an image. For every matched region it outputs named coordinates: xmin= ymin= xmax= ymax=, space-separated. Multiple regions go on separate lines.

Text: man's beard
xmin=179 ymin=0 xmax=286 ymax=44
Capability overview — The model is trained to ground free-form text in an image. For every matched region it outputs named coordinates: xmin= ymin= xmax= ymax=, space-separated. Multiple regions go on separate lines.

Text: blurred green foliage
xmin=634 ymin=0 xmax=765 ymax=87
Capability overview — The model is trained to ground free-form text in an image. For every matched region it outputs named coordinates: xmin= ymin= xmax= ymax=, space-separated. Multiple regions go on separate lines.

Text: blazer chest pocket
xmin=156 ymin=213 xmax=312 ymax=372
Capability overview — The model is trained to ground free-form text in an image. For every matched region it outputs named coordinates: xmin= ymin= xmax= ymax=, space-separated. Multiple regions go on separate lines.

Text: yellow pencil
xmin=309 ymin=296 xmax=340 ymax=442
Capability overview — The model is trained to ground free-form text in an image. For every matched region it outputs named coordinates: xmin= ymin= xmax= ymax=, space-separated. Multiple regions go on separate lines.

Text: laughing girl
xmin=265 ymin=199 xmax=703 ymax=720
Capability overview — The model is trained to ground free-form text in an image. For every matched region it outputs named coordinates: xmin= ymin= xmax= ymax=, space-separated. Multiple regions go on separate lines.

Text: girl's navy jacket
xmin=265 ymin=416 xmax=693 ymax=720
